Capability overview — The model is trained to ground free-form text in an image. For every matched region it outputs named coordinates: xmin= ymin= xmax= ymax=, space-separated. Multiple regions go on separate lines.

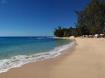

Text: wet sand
xmin=0 ymin=38 xmax=105 ymax=78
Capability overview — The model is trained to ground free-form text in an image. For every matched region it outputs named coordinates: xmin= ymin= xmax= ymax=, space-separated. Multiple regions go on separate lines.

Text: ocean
xmin=0 ymin=36 xmax=75 ymax=73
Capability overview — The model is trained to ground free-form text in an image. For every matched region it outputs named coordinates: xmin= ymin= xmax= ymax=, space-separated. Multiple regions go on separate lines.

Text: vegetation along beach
xmin=0 ymin=0 xmax=105 ymax=78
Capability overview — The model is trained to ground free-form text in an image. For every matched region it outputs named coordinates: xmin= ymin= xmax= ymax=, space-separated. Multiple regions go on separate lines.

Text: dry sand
xmin=0 ymin=38 xmax=105 ymax=78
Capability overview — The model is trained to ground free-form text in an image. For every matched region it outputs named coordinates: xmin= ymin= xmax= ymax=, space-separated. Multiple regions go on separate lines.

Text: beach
xmin=0 ymin=38 xmax=105 ymax=78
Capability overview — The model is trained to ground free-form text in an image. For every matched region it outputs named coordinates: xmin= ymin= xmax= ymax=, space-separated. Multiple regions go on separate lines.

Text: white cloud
xmin=1 ymin=0 xmax=7 ymax=4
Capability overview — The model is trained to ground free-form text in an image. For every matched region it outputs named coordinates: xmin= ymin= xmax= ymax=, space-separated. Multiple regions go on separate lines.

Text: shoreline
xmin=0 ymin=41 xmax=76 ymax=78
xmin=1 ymin=38 xmax=105 ymax=78
xmin=0 ymin=38 xmax=76 ymax=74
xmin=0 ymin=40 xmax=76 ymax=78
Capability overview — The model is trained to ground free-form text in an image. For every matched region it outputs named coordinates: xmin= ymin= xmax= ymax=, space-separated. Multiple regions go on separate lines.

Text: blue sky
xmin=0 ymin=0 xmax=90 ymax=36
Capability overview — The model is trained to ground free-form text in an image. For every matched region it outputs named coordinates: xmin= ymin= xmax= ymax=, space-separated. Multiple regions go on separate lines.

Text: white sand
xmin=0 ymin=38 xmax=105 ymax=78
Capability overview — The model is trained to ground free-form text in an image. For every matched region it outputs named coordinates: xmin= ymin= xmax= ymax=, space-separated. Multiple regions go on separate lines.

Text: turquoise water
xmin=0 ymin=37 xmax=75 ymax=73
xmin=0 ymin=37 xmax=70 ymax=59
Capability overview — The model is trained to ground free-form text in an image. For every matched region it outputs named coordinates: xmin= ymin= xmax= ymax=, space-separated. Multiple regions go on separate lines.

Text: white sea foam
xmin=0 ymin=41 xmax=76 ymax=74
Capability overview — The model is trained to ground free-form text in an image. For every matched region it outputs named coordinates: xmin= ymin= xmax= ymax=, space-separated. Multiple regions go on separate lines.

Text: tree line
xmin=54 ymin=0 xmax=105 ymax=37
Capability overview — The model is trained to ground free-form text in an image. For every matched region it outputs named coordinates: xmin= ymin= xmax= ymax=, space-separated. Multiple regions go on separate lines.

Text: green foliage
xmin=76 ymin=0 xmax=105 ymax=35
xmin=54 ymin=26 xmax=64 ymax=37
xmin=54 ymin=26 xmax=78 ymax=37
xmin=54 ymin=0 xmax=105 ymax=37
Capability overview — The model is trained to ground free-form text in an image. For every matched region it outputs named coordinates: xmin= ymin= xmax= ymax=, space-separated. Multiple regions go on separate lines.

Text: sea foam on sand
xmin=0 ymin=41 xmax=76 ymax=74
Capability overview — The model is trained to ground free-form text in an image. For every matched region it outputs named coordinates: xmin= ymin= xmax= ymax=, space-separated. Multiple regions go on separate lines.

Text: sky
xmin=0 ymin=0 xmax=90 ymax=36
